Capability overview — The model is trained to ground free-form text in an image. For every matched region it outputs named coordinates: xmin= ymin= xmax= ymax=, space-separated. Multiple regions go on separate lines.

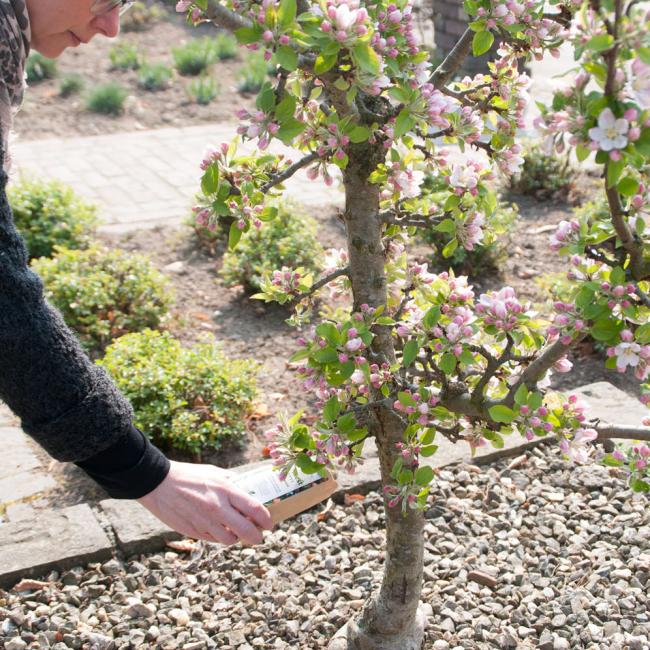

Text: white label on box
xmin=233 ymin=466 xmax=323 ymax=505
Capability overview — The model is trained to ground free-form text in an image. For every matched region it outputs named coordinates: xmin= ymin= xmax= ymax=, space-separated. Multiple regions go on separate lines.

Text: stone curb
xmin=1 ymin=381 xmax=646 ymax=589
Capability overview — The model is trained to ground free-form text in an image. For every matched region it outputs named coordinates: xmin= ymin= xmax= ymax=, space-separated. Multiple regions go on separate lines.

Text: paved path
xmin=9 ymin=43 xmax=574 ymax=235
xmin=11 ymin=124 xmax=345 ymax=234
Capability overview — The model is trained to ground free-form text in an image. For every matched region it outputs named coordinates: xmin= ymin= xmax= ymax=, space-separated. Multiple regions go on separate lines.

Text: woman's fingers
xmin=216 ymin=504 xmax=266 ymax=545
xmin=229 ymin=490 xmax=274 ymax=531
xmin=203 ymin=521 xmax=239 ymax=546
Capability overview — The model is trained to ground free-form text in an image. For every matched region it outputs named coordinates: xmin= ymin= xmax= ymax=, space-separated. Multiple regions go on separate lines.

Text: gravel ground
xmin=1 ymin=445 xmax=649 ymax=650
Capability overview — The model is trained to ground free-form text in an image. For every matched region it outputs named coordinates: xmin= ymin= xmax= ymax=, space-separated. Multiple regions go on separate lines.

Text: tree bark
xmin=328 ymin=143 xmax=426 ymax=650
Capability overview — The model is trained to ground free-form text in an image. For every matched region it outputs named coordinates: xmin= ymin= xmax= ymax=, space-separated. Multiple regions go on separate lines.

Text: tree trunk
xmin=328 ymin=144 xmax=426 ymax=650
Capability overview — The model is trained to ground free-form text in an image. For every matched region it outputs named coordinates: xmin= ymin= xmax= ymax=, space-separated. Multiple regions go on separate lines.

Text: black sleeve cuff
xmin=75 ymin=425 xmax=171 ymax=499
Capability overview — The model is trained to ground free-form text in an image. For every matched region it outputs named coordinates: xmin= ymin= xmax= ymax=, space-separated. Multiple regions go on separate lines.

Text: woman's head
xmin=25 ymin=0 xmax=124 ymax=58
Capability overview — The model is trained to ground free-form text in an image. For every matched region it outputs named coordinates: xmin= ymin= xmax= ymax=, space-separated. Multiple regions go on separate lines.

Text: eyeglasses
xmin=91 ymin=0 xmax=135 ymax=16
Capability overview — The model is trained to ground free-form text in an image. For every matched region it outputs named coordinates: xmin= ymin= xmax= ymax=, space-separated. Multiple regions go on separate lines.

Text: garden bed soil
xmin=14 ymin=4 xmax=258 ymax=141
xmin=31 ymin=186 xmax=644 ymax=511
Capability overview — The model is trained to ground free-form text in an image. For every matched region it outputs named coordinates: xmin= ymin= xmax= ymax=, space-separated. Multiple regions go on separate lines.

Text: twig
xmin=634 ymin=283 xmax=650 ymax=308
xmin=431 ymin=28 xmax=474 ymax=88
xmin=471 ymin=336 xmax=514 ymax=402
xmin=260 ymin=152 xmax=320 ymax=193
xmin=290 ymin=267 xmax=350 ymax=306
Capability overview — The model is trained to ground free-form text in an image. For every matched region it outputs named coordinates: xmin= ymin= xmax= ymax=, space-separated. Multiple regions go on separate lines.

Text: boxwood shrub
xmin=98 ymin=329 xmax=258 ymax=455
xmin=219 ymin=201 xmax=324 ymax=292
xmin=31 ymin=246 xmax=174 ymax=356
xmin=8 ymin=176 xmax=99 ymax=259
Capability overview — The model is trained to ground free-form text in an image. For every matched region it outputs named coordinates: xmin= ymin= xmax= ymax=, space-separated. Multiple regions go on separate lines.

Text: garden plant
xmin=177 ymin=0 xmax=650 ymax=647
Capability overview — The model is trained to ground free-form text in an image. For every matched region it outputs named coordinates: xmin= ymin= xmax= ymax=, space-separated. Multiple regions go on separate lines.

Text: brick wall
xmin=432 ymin=0 xmax=497 ymax=73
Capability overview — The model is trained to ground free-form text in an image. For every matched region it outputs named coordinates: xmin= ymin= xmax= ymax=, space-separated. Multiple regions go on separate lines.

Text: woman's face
xmin=25 ymin=0 xmax=121 ymax=58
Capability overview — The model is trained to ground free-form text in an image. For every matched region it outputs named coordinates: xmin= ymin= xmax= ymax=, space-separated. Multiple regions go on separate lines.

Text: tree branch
xmin=431 ymin=28 xmax=474 ymax=88
xmin=260 ymin=152 xmax=320 ymax=193
xmin=205 ymin=0 xmax=251 ymax=31
xmin=504 ymin=337 xmax=578 ymax=406
xmin=596 ymin=425 xmax=650 ymax=442
xmin=292 ymin=267 xmax=350 ymax=305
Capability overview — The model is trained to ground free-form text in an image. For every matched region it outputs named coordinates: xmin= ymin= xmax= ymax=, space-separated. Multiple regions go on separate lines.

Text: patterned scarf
xmin=0 ymin=0 xmax=30 ymax=169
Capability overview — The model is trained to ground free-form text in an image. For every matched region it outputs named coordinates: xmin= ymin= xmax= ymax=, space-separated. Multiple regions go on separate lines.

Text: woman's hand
xmin=137 ymin=460 xmax=273 ymax=545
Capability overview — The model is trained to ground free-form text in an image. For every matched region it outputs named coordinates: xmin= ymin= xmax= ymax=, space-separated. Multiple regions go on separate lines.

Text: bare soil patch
xmin=14 ymin=5 xmax=257 ymax=141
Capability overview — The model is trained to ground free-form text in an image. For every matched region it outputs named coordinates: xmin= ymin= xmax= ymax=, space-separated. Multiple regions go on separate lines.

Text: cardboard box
xmin=233 ymin=465 xmax=338 ymax=524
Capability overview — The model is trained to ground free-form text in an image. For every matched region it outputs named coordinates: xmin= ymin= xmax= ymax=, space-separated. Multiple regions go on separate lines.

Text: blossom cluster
xmin=475 ymin=286 xmax=526 ymax=332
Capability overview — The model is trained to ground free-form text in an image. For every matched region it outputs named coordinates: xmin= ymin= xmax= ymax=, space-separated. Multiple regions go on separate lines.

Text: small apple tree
xmin=177 ymin=0 xmax=649 ymax=647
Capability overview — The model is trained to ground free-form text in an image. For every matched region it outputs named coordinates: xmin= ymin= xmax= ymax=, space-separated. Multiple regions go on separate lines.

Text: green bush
xmin=220 ymin=201 xmax=324 ymax=292
xmin=58 ymin=73 xmax=85 ymax=97
xmin=31 ymin=246 xmax=174 ymax=356
xmin=8 ymin=177 xmax=99 ymax=259
xmin=422 ymin=203 xmax=518 ymax=277
xmin=25 ymin=52 xmax=58 ymax=83
xmin=172 ymin=38 xmax=217 ymax=76
xmin=186 ymin=74 xmax=219 ymax=105
xmin=236 ymin=51 xmax=269 ymax=93
xmin=86 ymin=82 xmax=128 ymax=115
xmin=98 ymin=330 xmax=258 ymax=455
xmin=109 ymin=42 xmax=141 ymax=70
xmin=138 ymin=62 xmax=173 ymax=91
xmin=120 ymin=0 xmax=166 ymax=32
xmin=508 ymin=142 xmax=576 ymax=198
xmin=214 ymin=32 xmax=239 ymax=60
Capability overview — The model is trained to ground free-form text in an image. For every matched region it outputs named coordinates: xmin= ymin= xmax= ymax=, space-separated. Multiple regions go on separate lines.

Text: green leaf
xmin=394 ymin=109 xmax=415 ymax=139
xmin=420 ymin=445 xmax=438 ymax=457
xmin=348 ymin=126 xmax=371 ymax=143
xmin=398 ymin=391 xmax=417 ymax=407
xmin=617 ymin=176 xmax=639 ymax=197
xmin=289 ymin=424 xmax=312 ymax=449
xmin=601 ymin=453 xmax=624 ymax=467
xmin=256 ymin=82 xmax=276 ymax=113
xmin=586 ymin=33 xmax=613 ymax=52
xmin=527 ymin=392 xmax=543 ymax=411
xmin=323 ymin=396 xmax=340 ymax=423
xmin=421 ymin=428 xmax=436 ymax=445
xmin=352 ymin=43 xmax=381 ymax=75
xmin=415 ymin=465 xmax=434 ymax=486
xmin=607 ymin=160 xmax=624 ymax=188
xmin=314 ymin=52 xmax=338 ymax=74
xmin=235 ymin=26 xmax=263 ymax=44
xmin=442 ymin=238 xmax=458 ymax=258
xmin=316 ymin=322 xmax=340 ymax=346
xmin=472 ymin=30 xmax=494 ymax=56
xmin=631 ymin=478 xmax=650 ymax=493
xmin=423 ymin=306 xmax=441 ymax=330
xmin=634 ymin=128 xmax=650 ymax=157
xmin=295 ymin=452 xmax=323 ymax=474
xmin=276 ymin=118 xmax=306 ymax=145
xmin=337 ymin=412 xmax=356 ymax=434
xmin=398 ymin=469 xmax=414 ymax=484
xmin=201 ymin=165 xmax=219 ymax=195
xmin=275 ymin=46 xmax=298 ymax=71
xmin=228 ymin=222 xmax=242 ymax=250
xmin=590 ymin=318 xmax=623 ymax=342
xmin=391 ymin=457 xmax=404 ymax=479
xmin=488 ymin=405 xmax=516 ymax=423
xmin=636 ymin=322 xmax=650 ymax=344
xmin=435 ymin=218 xmax=456 ymax=234
xmin=439 ymin=352 xmax=457 ymax=375
xmin=514 ymin=383 xmax=529 ymax=406
xmin=610 ymin=266 xmax=626 ymax=286
xmin=575 ymin=143 xmax=590 ymax=162
xmin=376 ymin=317 xmax=396 ymax=325
xmin=278 ymin=0 xmax=297 ymax=29
xmin=402 ymin=339 xmax=419 ymax=367
xmin=639 ymin=47 xmax=650 ymax=65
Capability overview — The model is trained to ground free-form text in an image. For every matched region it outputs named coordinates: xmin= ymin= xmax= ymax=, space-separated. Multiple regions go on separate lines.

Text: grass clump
xmin=172 ymin=38 xmax=217 ymax=76
xmin=109 ymin=42 xmax=142 ymax=70
xmin=186 ymin=75 xmax=219 ymax=105
xmin=86 ymin=82 xmax=128 ymax=115
xmin=25 ymin=52 xmax=58 ymax=83
xmin=236 ymin=51 xmax=269 ymax=94
xmin=138 ymin=62 xmax=173 ymax=91
xmin=58 ymin=73 xmax=85 ymax=98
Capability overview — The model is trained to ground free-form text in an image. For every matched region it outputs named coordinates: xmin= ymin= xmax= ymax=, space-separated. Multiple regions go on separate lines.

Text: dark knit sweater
xmin=0 ymin=154 xmax=170 ymax=499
